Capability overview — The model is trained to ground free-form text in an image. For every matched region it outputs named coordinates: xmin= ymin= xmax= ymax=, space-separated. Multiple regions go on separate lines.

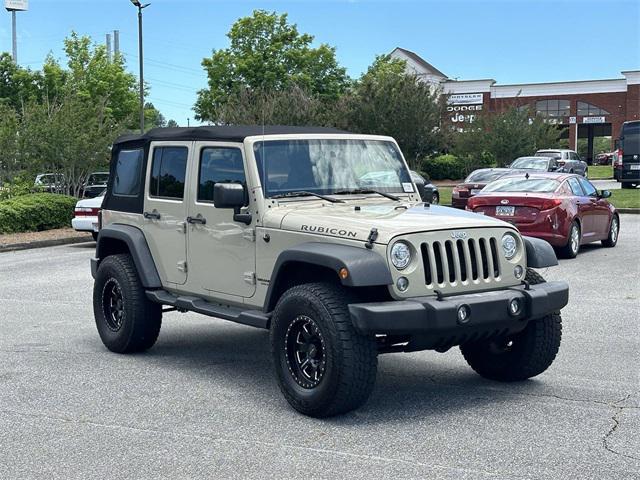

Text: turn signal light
xmin=338 ymin=268 xmax=349 ymax=280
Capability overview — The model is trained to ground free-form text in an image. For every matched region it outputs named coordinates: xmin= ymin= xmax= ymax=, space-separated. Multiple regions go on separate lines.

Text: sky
xmin=1 ymin=0 xmax=638 ymax=125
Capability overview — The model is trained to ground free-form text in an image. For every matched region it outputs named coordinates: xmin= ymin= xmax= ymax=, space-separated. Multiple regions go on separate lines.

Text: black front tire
xmin=270 ymin=282 xmax=378 ymax=417
xmin=93 ymin=254 xmax=162 ymax=353
xmin=601 ymin=214 xmax=620 ymax=248
xmin=460 ymin=268 xmax=562 ymax=381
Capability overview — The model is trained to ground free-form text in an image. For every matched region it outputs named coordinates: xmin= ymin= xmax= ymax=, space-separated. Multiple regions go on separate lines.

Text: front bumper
xmin=349 ymin=280 xmax=568 ymax=336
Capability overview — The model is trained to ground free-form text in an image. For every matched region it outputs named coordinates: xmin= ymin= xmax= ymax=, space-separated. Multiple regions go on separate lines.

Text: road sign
xmin=5 ymin=0 xmax=28 ymax=11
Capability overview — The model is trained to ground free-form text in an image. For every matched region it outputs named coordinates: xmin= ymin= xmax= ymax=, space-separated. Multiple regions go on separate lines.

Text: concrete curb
xmin=617 ymin=208 xmax=640 ymax=214
xmin=0 ymin=235 xmax=94 ymax=253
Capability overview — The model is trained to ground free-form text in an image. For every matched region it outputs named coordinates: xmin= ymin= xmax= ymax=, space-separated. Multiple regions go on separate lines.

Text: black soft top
xmin=114 ymin=125 xmax=348 ymax=145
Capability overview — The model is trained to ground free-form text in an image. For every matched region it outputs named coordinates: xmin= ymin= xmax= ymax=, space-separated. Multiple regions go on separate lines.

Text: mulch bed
xmin=0 ymin=228 xmax=93 ymax=251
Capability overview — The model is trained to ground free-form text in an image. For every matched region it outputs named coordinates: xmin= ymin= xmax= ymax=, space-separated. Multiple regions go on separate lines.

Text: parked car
xmin=410 ymin=170 xmax=439 ymax=204
xmin=72 ymin=194 xmax=104 ymax=241
xmin=534 ymin=149 xmax=588 ymax=176
xmin=451 ymin=168 xmax=511 ymax=209
xmin=83 ymin=172 xmax=109 ymax=198
xmin=615 ymin=120 xmax=640 ymax=188
xmin=34 ymin=173 xmax=66 ymax=193
xmin=91 ymin=125 xmax=569 ymax=417
xmin=467 ymin=173 xmax=619 ymax=258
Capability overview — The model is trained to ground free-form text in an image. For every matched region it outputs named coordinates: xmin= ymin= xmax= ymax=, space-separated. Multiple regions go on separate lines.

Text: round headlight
xmin=502 ymin=233 xmax=518 ymax=260
xmin=390 ymin=242 xmax=411 ymax=270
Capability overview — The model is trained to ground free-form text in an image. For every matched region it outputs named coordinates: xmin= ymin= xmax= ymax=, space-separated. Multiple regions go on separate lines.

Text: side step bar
xmin=146 ymin=290 xmax=270 ymax=329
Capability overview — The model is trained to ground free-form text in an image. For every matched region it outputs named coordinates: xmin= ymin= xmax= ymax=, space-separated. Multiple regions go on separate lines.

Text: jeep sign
xmin=5 ymin=0 xmax=28 ymax=11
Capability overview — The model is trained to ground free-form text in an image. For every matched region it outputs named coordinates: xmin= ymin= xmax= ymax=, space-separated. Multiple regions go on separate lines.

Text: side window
xmin=113 ymin=149 xmax=143 ymax=196
xmin=198 ymin=147 xmax=245 ymax=203
xmin=149 ymin=146 xmax=188 ymax=199
xmin=578 ymin=177 xmax=597 ymax=197
xmin=567 ymin=177 xmax=584 ymax=196
xmin=558 ymin=182 xmax=573 ymax=195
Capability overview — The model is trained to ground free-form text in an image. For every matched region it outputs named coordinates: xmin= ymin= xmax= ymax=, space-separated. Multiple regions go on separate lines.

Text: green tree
xmin=342 ymin=55 xmax=448 ymax=169
xmin=195 ymin=10 xmax=349 ymax=122
xmin=17 ymin=95 xmax=123 ymax=196
xmin=454 ymin=107 xmax=561 ymax=167
xmin=0 ymin=103 xmax=19 ymax=183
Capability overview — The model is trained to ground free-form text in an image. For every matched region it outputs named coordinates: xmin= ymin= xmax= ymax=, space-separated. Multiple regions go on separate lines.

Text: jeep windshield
xmin=254 ymin=139 xmax=412 ymax=198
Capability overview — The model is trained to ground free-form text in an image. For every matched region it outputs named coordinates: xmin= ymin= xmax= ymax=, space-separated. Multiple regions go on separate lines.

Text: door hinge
xmin=178 ymin=221 xmax=187 ymax=234
xmin=243 ymin=229 xmax=256 ymax=242
xmin=177 ymin=261 xmax=188 ymax=273
xmin=243 ymin=271 xmax=256 ymax=285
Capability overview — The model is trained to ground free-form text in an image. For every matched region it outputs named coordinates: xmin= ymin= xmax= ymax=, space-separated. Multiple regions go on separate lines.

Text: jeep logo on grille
xmin=451 ymin=231 xmax=467 ymax=239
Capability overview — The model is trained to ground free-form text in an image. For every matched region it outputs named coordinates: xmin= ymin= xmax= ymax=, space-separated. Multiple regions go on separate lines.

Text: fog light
xmin=509 ymin=298 xmax=522 ymax=316
xmin=457 ymin=305 xmax=470 ymax=324
xmin=396 ymin=276 xmax=409 ymax=292
xmin=514 ymin=265 xmax=524 ymax=279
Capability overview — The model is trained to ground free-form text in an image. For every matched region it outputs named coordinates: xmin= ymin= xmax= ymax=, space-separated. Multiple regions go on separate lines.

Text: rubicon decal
xmin=301 ymin=225 xmax=358 ymax=238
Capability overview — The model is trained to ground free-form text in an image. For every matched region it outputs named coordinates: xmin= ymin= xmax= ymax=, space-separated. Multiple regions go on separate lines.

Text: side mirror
xmin=213 ymin=182 xmax=246 ymax=208
xmin=213 ymin=183 xmax=252 ymax=225
xmin=599 ymin=190 xmax=612 ymax=199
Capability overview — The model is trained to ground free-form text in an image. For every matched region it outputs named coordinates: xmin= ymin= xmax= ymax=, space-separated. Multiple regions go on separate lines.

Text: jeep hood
xmin=264 ymin=200 xmax=512 ymax=244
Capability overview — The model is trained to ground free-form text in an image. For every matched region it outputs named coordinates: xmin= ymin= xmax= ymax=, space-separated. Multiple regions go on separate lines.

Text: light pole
xmin=130 ymin=0 xmax=150 ymax=134
xmin=5 ymin=0 xmax=29 ymax=63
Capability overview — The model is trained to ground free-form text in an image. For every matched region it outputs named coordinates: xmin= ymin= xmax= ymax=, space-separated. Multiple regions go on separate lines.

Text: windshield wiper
xmin=332 ymin=188 xmax=400 ymax=201
xmin=271 ymin=191 xmax=344 ymax=203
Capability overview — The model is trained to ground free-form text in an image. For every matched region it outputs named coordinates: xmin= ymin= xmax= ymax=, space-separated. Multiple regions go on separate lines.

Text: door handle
xmin=143 ymin=211 xmax=161 ymax=220
xmin=186 ymin=215 xmax=207 ymax=225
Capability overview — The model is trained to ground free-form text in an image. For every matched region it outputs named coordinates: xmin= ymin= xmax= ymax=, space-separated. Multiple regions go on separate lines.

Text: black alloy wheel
xmin=285 ymin=315 xmax=327 ymax=388
xmin=103 ymin=278 xmax=125 ymax=332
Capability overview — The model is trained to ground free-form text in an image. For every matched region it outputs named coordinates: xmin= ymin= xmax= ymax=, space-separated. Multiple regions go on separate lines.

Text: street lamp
xmin=130 ymin=0 xmax=150 ymax=134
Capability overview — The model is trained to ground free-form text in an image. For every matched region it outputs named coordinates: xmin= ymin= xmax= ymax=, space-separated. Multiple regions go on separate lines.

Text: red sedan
xmin=467 ymin=173 xmax=619 ymax=258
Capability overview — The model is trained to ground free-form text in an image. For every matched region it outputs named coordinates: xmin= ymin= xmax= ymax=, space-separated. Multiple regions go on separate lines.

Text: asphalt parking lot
xmin=1 ymin=216 xmax=639 ymax=480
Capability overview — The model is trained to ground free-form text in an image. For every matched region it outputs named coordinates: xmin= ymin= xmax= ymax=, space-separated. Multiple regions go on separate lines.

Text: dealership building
xmin=391 ymin=47 xmax=640 ymax=162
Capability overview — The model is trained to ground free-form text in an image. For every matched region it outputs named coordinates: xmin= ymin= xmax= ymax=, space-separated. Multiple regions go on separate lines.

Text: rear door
xmin=142 ymin=142 xmax=191 ymax=286
xmin=567 ymin=176 xmax=595 ymax=238
xmin=621 ymin=122 xmax=640 ymax=181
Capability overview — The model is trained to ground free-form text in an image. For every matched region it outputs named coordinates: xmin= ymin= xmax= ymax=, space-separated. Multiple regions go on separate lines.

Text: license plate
xmin=471 ymin=189 xmax=482 ymax=195
xmin=631 ymin=164 xmax=640 ymax=170
xmin=496 ymin=206 xmax=515 ymax=216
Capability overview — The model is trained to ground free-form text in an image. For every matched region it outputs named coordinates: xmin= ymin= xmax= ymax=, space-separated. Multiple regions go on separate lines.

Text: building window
xmin=577 ymin=101 xmax=610 ymax=116
xmin=536 ymin=99 xmax=570 ymax=118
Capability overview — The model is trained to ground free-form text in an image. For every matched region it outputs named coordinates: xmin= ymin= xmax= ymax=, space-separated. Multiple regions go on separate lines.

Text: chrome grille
xmin=420 ymin=237 xmax=500 ymax=287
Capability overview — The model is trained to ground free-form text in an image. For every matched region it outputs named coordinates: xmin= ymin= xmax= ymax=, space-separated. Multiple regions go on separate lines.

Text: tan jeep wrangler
xmin=92 ymin=126 xmax=569 ymax=417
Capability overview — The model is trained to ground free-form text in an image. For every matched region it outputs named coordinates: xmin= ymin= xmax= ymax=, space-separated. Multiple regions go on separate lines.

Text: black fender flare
xmin=93 ymin=224 xmax=161 ymax=288
xmin=264 ymin=242 xmax=392 ymax=312
xmin=523 ymin=236 xmax=558 ymax=269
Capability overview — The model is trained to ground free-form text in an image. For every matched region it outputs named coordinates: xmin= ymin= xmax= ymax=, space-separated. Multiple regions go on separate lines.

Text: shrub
xmin=422 ymin=152 xmax=497 ymax=181
xmin=0 ymin=193 xmax=77 ymax=234
xmin=422 ymin=154 xmax=466 ymax=180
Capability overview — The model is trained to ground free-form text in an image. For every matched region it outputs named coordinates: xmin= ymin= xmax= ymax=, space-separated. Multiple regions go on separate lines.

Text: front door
xmin=578 ymin=177 xmax=610 ymax=238
xmin=186 ymin=142 xmax=256 ymax=299
xmin=142 ymin=141 xmax=191 ymax=286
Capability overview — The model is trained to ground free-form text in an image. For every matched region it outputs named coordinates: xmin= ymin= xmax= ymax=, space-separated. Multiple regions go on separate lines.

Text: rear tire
xmin=93 ymin=254 xmax=162 ymax=353
xmin=460 ymin=268 xmax=562 ymax=381
xmin=558 ymin=221 xmax=580 ymax=259
xmin=601 ymin=215 xmax=619 ymax=248
xmin=270 ymin=282 xmax=378 ymax=417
